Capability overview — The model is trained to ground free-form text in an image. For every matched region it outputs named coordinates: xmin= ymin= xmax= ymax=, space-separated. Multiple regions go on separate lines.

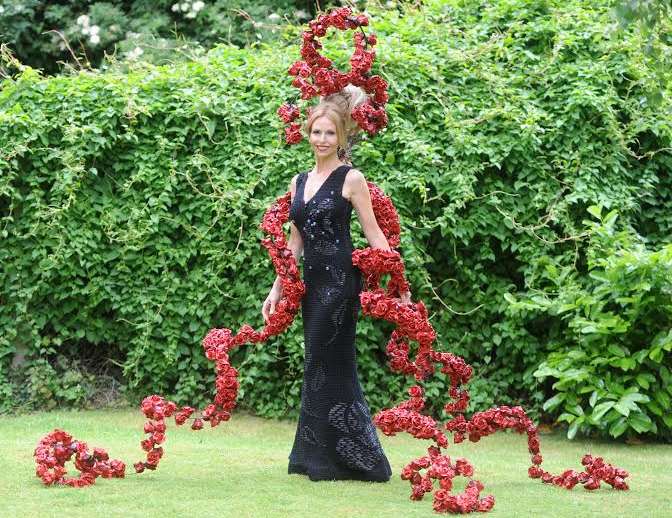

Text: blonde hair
xmin=304 ymin=85 xmax=369 ymax=154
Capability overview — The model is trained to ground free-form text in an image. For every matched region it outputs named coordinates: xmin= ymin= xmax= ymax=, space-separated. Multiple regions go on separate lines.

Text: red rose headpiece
xmin=277 ymin=7 xmax=390 ymax=145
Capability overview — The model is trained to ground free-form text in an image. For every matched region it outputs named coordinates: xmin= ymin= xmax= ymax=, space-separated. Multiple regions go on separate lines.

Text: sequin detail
xmin=310 ymin=362 xmax=326 ymax=392
xmin=317 ymin=285 xmax=342 ymax=305
xmin=336 ymin=436 xmax=382 ymax=471
xmin=329 ymin=401 xmax=384 ymax=470
xmin=300 ymin=425 xmax=326 ymax=447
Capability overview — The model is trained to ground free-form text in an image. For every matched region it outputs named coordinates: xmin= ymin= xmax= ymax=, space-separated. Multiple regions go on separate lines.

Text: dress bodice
xmin=289 ymin=165 xmax=360 ymax=299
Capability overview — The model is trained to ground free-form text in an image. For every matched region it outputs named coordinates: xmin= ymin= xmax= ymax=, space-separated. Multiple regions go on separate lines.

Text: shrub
xmin=1 ymin=1 xmax=670 ymax=440
xmin=507 ymin=206 xmax=672 ymax=440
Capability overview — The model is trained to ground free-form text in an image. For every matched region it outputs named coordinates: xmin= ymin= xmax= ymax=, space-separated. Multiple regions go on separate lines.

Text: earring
xmin=337 ymin=145 xmax=345 ymax=160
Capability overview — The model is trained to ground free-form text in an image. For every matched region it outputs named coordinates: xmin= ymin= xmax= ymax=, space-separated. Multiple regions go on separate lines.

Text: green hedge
xmin=1 ymin=0 xmax=671 ymax=439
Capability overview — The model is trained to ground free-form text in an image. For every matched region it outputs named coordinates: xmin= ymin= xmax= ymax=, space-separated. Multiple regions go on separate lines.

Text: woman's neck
xmin=313 ymin=154 xmax=343 ymax=175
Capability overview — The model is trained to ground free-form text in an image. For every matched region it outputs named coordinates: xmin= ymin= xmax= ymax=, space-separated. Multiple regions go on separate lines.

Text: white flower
xmin=180 ymin=2 xmax=190 ymax=11
xmin=77 ymin=14 xmax=90 ymax=26
xmin=185 ymin=10 xmax=196 ymax=18
xmin=127 ymin=46 xmax=144 ymax=60
xmin=81 ymin=26 xmax=90 ymax=35
xmin=171 ymin=3 xmax=180 ymax=12
xmin=0 ymin=6 xmax=4 ymax=14
xmin=192 ymin=1 xmax=204 ymax=12
xmin=89 ymin=33 xmax=100 ymax=45
xmin=89 ymin=25 xmax=100 ymax=36
xmin=386 ymin=0 xmax=395 ymax=7
xmin=268 ymin=13 xmax=280 ymax=22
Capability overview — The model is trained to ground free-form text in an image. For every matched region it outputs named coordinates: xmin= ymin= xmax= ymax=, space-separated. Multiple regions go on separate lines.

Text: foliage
xmin=613 ymin=0 xmax=672 ymax=97
xmin=615 ymin=0 xmax=672 ymax=34
xmin=1 ymin=0 xmax=671 ymax=441
xmin=506 ymin=206 xmax=672 ymax=440
xmin=0 ymin=353 xmax=120 ymax=413
xmin=0 ymin=0 xmax=316 ymax=74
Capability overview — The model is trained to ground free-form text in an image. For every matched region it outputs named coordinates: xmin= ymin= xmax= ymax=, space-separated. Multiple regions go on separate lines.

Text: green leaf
xmin=609 ymin=417 xmax=628 ymax=438
xmin=608 ymin=344 xmax=625 ymax=357
xmin=654 ymin=390 xmax=671 ymax=409
xmin=636 ymin=374 xmax=653 ymax=389
xmin=587 ymin=205 xmax=603 ymax=219
xmin=567 ymin=419 xmax=581 ymax=440
xmin=542 ymin=393 xmax=565 ymax=412
xmin=627 ymin=412 xmax=652 ymax=434
xmin=589 ymin=390 xmax=598 ymax=407
xmin=591 ymin=401 xmax=615 ymax=421
xmin=557 ymin=412 xmax=575 ymax=423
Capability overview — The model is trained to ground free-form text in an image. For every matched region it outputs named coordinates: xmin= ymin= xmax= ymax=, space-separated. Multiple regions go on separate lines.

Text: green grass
xmin=1 ymin=408 xmax=669 ymax=517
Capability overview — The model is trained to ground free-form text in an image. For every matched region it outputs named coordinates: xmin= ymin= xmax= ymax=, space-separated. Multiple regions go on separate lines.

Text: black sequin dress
xmin=287 ymin=164 xmax=392 ymax=482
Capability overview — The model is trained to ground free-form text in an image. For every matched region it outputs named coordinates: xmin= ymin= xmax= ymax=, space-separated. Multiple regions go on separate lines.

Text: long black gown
xmin=287 ymin=164 xmax=392 ymax=482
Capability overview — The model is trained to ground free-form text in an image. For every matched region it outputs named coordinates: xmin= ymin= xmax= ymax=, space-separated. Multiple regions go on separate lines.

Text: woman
xmin=262 ymin=86 xmax=411 ymax=482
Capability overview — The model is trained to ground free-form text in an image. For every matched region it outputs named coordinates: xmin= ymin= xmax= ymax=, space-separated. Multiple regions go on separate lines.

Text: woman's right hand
xmin=262 ymin=287 xmax=282 ymax=324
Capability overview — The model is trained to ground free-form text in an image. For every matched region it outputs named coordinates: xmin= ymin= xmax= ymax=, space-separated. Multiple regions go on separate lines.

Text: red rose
xmin=285 ymin=123 xmax=303 ymax=144
xmin=408 ymin=385 xmax=423 ymax=398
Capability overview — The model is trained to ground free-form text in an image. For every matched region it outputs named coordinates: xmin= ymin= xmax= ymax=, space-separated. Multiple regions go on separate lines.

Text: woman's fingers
xmin=263 ymin=299 xmax=277 ymax=325
xmin=262 ymin=300 xmax=269 ymax=322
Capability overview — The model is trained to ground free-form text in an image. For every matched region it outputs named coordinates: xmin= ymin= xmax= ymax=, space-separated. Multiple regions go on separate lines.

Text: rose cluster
xmin=399 ymin=445 xmax=495 ymax=513
xmin=34 ymin=429 xmax=125 ymax=487
xmin=527 ymin=454 xmax=629 ymax=491
xmin=278 ymin=7 xmax=390 ymax=144
xmin=374 ymin=386 xmax=449 ymax=448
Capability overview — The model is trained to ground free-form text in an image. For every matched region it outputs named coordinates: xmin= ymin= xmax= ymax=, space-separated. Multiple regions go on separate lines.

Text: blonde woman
xmin=263 ymin=85 xmax=410 ymax=482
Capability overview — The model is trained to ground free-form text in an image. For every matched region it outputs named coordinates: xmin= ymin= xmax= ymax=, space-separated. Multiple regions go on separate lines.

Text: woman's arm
xmin=272 ymin=175 xmax=304 ymax=294
xmin=346 ymin=168 xmax=391 ymax=251
xmin=346 ymin=168 xmax=411 ymax=304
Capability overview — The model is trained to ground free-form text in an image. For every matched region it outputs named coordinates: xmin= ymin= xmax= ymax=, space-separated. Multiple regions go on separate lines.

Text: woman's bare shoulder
xmin=290 ymin=172 xmax=304 ymax=198
xmin=345 ymin=168 xmax=366 ymax=188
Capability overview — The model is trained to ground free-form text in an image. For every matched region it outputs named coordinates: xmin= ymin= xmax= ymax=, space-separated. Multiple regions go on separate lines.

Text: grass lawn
xmin=1 ymin=408 xmax=670 ymax=517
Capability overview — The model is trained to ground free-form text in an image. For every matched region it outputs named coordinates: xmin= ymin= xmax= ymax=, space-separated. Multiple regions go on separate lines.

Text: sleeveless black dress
xmin=287 ymin=164 xmax=392 ymax=482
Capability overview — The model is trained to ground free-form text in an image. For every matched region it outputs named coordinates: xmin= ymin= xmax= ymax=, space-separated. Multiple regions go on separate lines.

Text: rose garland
xmin=34 ymin=7 xmax=629 ymax=514
xmin=34 ymin=429 xmax=125 ymax=487
xmin=277 ymin=7 xmax=389 ymax=145
xmin=34 ymin=178 xmax=629 ymax=512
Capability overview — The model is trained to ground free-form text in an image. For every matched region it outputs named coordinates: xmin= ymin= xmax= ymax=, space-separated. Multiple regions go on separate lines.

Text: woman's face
xmin=309 ymin=116 xmax=339 ymax=159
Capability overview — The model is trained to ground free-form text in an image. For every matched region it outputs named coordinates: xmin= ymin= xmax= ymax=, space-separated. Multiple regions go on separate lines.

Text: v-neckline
xmin=302 ymin=165 xmax=346 ymax=206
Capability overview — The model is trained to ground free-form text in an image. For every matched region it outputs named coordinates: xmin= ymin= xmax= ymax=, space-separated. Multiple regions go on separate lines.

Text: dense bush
xmin=1 ymin=0 xmax=670 ymax=439
xmin=507 ymin=206 xmax=672 ymax=440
